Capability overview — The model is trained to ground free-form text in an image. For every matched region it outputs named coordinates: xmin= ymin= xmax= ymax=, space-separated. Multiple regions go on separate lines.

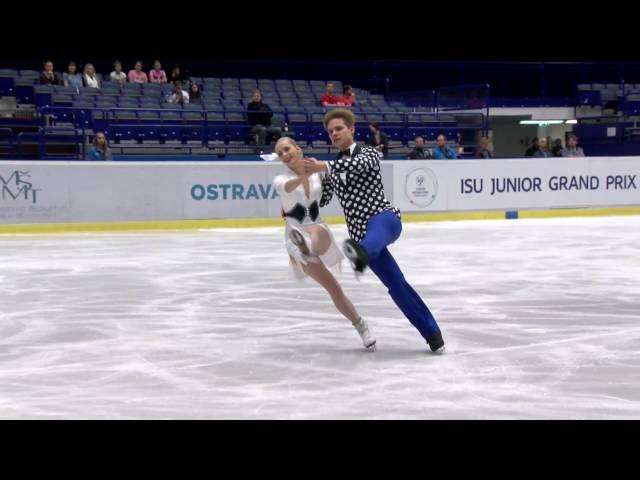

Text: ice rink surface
xmin=1 ymin=216 xmax=639 ymax=419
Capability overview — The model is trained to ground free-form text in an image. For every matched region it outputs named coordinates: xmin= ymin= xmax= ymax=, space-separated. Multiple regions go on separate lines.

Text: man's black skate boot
xmin=343 ymin=239 xmax=369 ymax=273
xmin=426 ymin=330 xmax=445 ymax=354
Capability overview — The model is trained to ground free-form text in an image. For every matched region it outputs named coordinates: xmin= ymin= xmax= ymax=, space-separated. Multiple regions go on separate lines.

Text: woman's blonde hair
xmin=275 ymin=136 xmax=298 ymax=152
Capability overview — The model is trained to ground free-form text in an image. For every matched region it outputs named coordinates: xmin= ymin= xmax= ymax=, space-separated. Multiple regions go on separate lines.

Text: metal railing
xmin=23 ymin=106 xmax=489 ymax=159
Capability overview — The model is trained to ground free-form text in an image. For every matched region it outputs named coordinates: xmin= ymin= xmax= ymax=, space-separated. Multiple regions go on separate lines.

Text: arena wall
xmin=0 ymin=158 xmax=638 ymax=230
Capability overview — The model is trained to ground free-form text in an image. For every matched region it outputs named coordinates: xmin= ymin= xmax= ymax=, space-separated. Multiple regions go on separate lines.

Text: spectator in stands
xmin=189 ymin=83 xmax=202 ymax=105
xmin=365 ymin=121 xmax=389 ymax=158
xmin=128 ymin=61 xmax=148 ymax=84
xmin=533 ymin=137 xmax=550 ymax=157
xmin=110 ymin=61 xmax=127 ymax=85
xmin=169 ymin=65 xmax=188 ymax=85
xmin=62 ymin=61 xmax=82 ymax=90
xmin=341 ymin=85 xmax=355 ymax=107
xmin=167 ymin=81 xmax=189 ymax=105
xmin=524 ymin=137 xmax=550 ymax=157
xmin=561 ymin=134 xmax=585 ymax=157
xmin=408 ymin=136 xmax=431 ymax=159
xmin=247 ymin=89 xmax=282 ymax=146
xmin=320 ymin=81 xmax=340 ymax=107
xmin=86 ymin=132 xmax=112 ymax=161
xmin=431 ymin=134 xmax=459 ymax=159
xmin=474 ymin=136 xmax=493 ymax=158
xmin=524 ymin=137 xmax=539 ymax=157
xmin=538 ymin=137 xmax=551 ymax=157
xmin=39 ymin=61 xmax=60 ymax=85
xmin=82 ymin=64 xmax=100 ymax=88
xmin=149 ymin=60 xmax=167 ymax=84
xmin=551 ymin=138 xmax=564 ymax=157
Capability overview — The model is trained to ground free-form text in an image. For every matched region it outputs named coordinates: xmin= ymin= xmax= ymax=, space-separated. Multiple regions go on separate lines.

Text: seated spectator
xmin=561 ymin=134 xmax=585 ymax=157
xmin=431 ymin=134 xmax=459 ymax=159
xmin=110 ymin=61 xmax=127 ymax=85
xmin=62 ymin=61 xmax=82 ymax=90
xmin=86 ymin=132 xmax=112 ymax=161
xmin=551 ymin=138 xmax=563 ymax=157
xmin=189 ymin=83 xmax=202 ymax=105
xmin=128 ymin=61 xmax=148 ymax=83
xmin=247 ymin=89 xmax=282 ymax=146
xmin=167 ymin=81 xmax=190 ymax=105
xmin=525 ymin=137 xmax=550 ymax=157
xmin=320 ymin=81 xmax=340 ymax=107
xmin=40 ymin=61 xmax=60 ymax=85
xmin=525 ymin=137 xmax=539 ymax=157
xmin=537 ymin=137 xmax=550 ymax=157
xmin=82 ymin=64 xmax=100 ymax=88
xmin=475 ymin=136 xmax=494 ymax=158
xmin=149 ymin=60 xmax=167 ymax=84
xmin=340 ymin=85 xmax=355 ymax=107
xmin=168 ymin=65 xmax=188 ymax=85
xmin=365 ymin=121 xmax=389 ymax=158
xmin=408 ymin=136 xmax=431 ymax=159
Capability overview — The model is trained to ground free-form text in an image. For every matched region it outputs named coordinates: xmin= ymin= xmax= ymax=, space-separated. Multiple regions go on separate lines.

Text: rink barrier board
xmin=1 ymin=157 xmax=639 ymax=230
xmin=0 ymin=207 xmax=639 ymax=234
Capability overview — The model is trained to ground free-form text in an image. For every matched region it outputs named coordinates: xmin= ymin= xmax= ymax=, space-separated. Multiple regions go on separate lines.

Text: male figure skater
xmin=303 ymin=108 xmax=445 ymax=353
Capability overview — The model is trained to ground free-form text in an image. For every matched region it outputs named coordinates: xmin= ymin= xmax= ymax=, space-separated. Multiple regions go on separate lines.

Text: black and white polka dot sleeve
xmin=327 ymin=147 xmax=380 ymax=175
xmin=319 ymin=172 xmax=334 ymax=207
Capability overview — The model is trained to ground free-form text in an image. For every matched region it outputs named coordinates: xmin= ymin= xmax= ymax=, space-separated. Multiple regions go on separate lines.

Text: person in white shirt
xmin=273 ymin=137 xmax=376 ymax=350
xmin=167 ymin=81 xmax=189 ymax=105
xmin=109 ymin=60 xmax=127 ymax=85
xmin=561 ymin=134 xmax=585 ymax=157
xmin=82 ymin=63 xmax=100 ymax=88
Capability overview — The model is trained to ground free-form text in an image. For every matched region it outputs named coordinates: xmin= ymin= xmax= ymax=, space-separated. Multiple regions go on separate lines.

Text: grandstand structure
xmin=1 ymin=61 xmax=640 ymax=159
xmin=0 ymin=69 xmax=487 ymax=160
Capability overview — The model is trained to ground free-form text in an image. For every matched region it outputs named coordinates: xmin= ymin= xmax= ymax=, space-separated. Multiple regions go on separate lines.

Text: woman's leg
xmin=301 ymin=261 xmax=359 ymax=323
xmin=306 ymin=224 xmax=332 ymax=256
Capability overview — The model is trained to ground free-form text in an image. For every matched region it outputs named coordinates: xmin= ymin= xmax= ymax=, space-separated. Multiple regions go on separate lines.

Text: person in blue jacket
xmin=86 ymin=132 xmax=112 ymax=161
xmin=431 ymin=134 xmax=458 ymax=159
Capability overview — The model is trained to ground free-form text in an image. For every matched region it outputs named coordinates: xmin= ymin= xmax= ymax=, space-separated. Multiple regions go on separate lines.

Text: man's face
xmin=326 ymin=83 xmax=335 ymax=95
xmin=437 ymin=135 xmax=446 ymax=147
xmin=415 ymin=137 xmax=424 ymax=148
xmin=539 ymin=138 xmax=547 ymax=148
xmin=252 ymin=91 xmax=262 ymax=102
xmin=568 ymin=136 xmax=577 ymax=148
xmin=326 ymin=118 xmax=354 ymax=150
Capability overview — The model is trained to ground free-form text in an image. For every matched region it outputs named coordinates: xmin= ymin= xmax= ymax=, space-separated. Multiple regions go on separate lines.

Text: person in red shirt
xmin=340 ymin=84 xmax=355 ymax=107
xmin=319 ymin=81 xmax=339 ymax=107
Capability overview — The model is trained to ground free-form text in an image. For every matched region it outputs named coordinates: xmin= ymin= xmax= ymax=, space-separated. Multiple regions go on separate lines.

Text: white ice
xmin=1 ymin=216 xmax=639 ymax=419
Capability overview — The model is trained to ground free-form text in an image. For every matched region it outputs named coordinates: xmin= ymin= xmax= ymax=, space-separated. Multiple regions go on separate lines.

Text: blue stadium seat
xmin=206 ymin=124 xmax=226 ymax=143
xmin=113 ymin=125 xmax=139 ymax=143
xmin=161 ymin=125 xmax=184 ymax=143
xmin=139 ymin=125 xmax=161 ymax=143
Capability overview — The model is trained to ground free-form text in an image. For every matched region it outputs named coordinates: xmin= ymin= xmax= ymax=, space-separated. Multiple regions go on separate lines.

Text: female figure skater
xmin=273 ymin=137 xmax=375 ymax=350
